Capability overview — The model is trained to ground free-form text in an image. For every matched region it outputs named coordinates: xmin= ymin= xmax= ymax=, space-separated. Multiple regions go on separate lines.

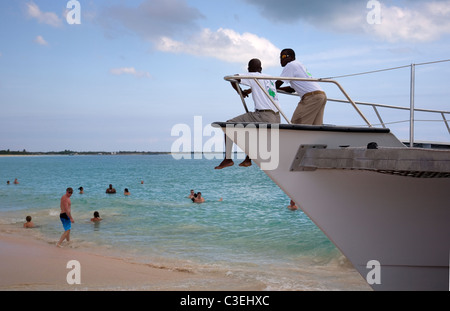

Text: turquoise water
xmin=0 ymin=154 xmax=368 ymax=290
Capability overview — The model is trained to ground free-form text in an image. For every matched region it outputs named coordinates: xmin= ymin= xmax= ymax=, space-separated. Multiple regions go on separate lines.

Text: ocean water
xmin=0 ymin=154 xmax=370 ymax=290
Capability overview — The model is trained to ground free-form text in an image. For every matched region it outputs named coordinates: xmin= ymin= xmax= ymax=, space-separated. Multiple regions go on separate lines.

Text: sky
xmin=0 ymin=0 xmax=449 ymax=152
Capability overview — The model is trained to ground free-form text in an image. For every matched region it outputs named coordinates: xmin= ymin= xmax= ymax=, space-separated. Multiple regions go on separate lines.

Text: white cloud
xmin=34 ymin=35 xmax=48 ymax=46
xmin=246 ymin=0 xmax=450 ymax=43
xmin=156 ymin=28 xmax=281 ymax=68
xmin=26 ymin=1 xmax=62 ymax=27
xmin=102 ymin=0 xmax=204 ymax=41
xmin=101 ymin=1 xmax=279 ymax=67
xmin=109 ymin=67 xmax=151 ymax=78
xmin=365 ymin=2 xmax=450 ymax=42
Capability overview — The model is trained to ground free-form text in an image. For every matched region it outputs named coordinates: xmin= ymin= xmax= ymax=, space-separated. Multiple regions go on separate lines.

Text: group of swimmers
xmin=22 ymin=185 xmax=295 ymax=230
xmin=20 ymin=181 xmax=143 ymax=230
xmin=23 ymin=198 xmax=295 ymax=229
xmin=188 ymin=189 xmax=223 ymax=203
xmin=188 ymin=190 xmax=205 ymax=203
xmin=79 ymin=184 xmax=131 ymax=195
xmin=23 ymin=210 xmax=101 ymax=229
xmin=188 ymin=189 xmax=297 ymax=210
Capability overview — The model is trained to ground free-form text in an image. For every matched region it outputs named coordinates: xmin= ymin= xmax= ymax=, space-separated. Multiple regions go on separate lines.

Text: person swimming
xmin=191 ymin=192 xmax=222 ymax=203
xmin=91 ymin=211 xmax=102 ymax=222
xmin=191 ymin=192 xmax=205 ymax=203
xmin=106 ymin=184 xmax=116 ymax=194
xmin=23 ymin=215 xmax=34 ymax=228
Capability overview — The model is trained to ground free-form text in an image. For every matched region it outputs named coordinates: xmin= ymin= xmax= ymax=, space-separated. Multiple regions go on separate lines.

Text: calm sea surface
xmin=0 ymin=154 xmax=369 ymax=290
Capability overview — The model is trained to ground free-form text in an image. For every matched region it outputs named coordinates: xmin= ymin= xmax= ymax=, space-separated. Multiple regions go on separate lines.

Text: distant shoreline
xmin=0 ymin=151 xmax=171 ymax=156
xmin=0 ymin=151 xmax=231 ymax=157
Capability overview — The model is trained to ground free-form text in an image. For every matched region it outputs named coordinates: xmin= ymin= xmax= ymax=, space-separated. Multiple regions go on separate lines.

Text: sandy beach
xmin=0 ymin=226 xmax=265 ymax=291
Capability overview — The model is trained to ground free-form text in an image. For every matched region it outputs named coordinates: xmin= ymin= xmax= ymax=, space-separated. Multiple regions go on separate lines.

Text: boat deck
xmin=213 ymin=122 xmax=391 ymax=133
xmin=290 ymin=145 xmax=450 ymax=178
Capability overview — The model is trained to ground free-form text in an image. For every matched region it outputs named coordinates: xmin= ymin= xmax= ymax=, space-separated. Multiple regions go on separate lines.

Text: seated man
xmin=215 ymin=58 xmax=280 ymax=169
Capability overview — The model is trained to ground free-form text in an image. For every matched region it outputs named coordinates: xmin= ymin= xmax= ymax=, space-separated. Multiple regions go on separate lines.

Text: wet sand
xmin=0 ymin=229 xmax=265 ymax=291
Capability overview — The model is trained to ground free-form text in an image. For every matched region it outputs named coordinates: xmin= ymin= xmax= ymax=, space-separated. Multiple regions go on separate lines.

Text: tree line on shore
xmin=0 ymin=149 xmax=170 ymax=155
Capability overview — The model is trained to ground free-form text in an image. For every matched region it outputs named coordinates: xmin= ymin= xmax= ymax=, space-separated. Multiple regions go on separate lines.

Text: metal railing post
xmin=410 ymin=64 xmax=415 ymax=147
xmin=230 ymin=80 xmax=249 ymax=113
xmin=441 ymin=113 xmax=450 ymax=135
xmin=372 ymin=106 xmax=386 ymax=128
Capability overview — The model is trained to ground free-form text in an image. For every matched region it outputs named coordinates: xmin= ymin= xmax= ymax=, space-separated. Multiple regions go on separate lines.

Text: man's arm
xmin=276 ymin=80 xmax=295 ymax=93
xmin=66 ymin=206 xmax=74 ymax=223
xmin=230 ymin=75 xmax=251 ymax=98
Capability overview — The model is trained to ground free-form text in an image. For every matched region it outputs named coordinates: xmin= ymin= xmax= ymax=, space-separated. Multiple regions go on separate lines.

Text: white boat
xmin=213 ymin=73 xmax=450 ymax=291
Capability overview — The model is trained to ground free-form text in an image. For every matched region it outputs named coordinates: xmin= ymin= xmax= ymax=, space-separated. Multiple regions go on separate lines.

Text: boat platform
xmin=290 ymin=144 xmax=450 ymax=178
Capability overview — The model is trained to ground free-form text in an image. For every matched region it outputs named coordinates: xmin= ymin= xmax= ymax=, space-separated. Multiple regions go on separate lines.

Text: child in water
xmin=23 ymin=216 xmax=34 ymax=228
xmin=90 ymin=211 xmax=102 ymax=222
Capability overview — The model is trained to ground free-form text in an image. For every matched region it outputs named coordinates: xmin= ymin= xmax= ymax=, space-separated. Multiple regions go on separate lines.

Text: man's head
xmin=66 ymin=187 xmax=73 ymax=196
xmin=280 ymin=48 xmax=296 ymax=67
xmin=248 ymin=58 xmax=262 ymax=73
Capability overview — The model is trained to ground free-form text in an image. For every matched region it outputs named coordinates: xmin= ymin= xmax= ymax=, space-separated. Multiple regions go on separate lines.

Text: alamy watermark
xmin=66 ymin=0 xmax=81 ymax=25
xmin=367 ymin=0 xmax=381 ymax=25
xmin=170 ymin=116 xmax=280 ymax=170
xmin=366 ymin=259 xmax=381 ymax=285
xmin=66 ymin=260 xmax=81 ymax=285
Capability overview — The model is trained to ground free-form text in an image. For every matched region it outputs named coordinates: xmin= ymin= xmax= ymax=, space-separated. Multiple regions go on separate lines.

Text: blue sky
xmin=1 ymin=0 xmax=449 ymax=152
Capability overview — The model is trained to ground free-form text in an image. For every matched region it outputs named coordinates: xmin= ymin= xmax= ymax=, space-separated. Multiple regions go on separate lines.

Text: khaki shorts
xmin=228 ymin=110 xmax=280 ymax=123
xmin=291 ymin=92 xmax=327 ymax=125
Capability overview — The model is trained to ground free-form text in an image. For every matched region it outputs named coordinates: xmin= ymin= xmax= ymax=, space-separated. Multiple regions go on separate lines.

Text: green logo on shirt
xmin=267 ymin=81 xmax=277 ymax=99
xmin=268 ymin=88 xmax=276 ymax=99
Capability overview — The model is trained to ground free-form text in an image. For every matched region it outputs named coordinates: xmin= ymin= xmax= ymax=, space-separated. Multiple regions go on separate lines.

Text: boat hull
xmin=214 ymin=122 xmax=450 ymax=291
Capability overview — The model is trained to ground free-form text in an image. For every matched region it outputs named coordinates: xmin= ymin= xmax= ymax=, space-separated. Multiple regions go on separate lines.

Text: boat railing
xmin=325 ymin=98 xmax=450 ymax=132
xmin=224 ymin=75 xmax=450 ymax=146
xmin=225 ymin=75 xmax=372 ymax=127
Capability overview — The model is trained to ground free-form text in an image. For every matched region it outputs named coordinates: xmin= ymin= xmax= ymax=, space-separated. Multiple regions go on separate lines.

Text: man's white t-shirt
xmin=239 ymin=72 xmax=279 ymax=112
xmin=280 ymin=60 xmax=322 ymax=97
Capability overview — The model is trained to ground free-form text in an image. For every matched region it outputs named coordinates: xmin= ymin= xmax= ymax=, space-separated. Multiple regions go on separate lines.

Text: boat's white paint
xmin=220 ymin=124 xmax=450 ymax=290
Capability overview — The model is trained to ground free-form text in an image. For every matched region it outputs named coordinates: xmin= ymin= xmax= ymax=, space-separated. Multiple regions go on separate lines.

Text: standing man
xmin=215 ymin=58 xmax=280 ymax=169
xmin=276 ymin=48 xmax=327 ymax=125
xmin=57 ymin=187 xmax=74 ymax=247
